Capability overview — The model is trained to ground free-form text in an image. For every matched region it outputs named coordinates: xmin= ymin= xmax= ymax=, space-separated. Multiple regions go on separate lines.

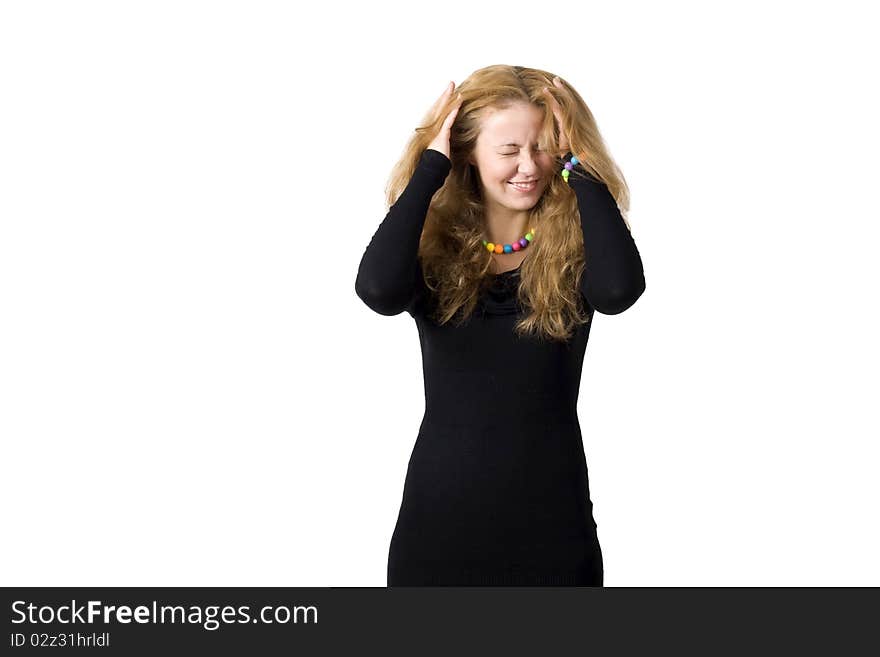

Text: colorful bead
xmin=560 ymin=153 xmax=579 ymax=184
xmin=481 ymin=227 xmax=537 ymax=259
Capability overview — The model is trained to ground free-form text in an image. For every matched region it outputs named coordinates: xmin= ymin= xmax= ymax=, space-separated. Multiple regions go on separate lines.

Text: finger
xmin=551 ymin=78 xmax=573 ymax=117
xmin=543 ymin=86 xmax=563 ymax=112
xmin=442 ymin=94 xmax=461 ymax=124
xmin=429 ymin=81 xmax=455 ymax=119
xmin=542 ymin=87 xmax=564 ymax=125
xmin=440 ymin=103 xmax=461 ymax=134
xmin=549 ymin=77 xmax=572 ymax=107
xmin=544 ymin=82 xmax=570 ymax=154
xmin=438 ymin=80 xmax=453 ymax=100
xmin=553 ymin=76 xmax=569 ymax=96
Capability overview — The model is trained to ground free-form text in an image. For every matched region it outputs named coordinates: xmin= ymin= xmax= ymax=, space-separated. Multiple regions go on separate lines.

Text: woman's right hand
xmin=425 ymin=81 xmax=462 ymax=160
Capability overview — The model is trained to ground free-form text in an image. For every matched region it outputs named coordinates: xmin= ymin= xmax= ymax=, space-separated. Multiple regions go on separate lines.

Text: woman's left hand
xmin=541 ymin=76 xmax=571 ymax=158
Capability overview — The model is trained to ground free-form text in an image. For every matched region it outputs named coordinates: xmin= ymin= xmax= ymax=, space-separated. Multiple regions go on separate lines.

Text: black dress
xmin=355 ymin=148 xmax=645 ymax=586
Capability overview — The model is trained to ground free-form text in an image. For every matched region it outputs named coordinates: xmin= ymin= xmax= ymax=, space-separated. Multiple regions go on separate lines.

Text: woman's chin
xmin=504 ymin=191 xmax=543 ymax=209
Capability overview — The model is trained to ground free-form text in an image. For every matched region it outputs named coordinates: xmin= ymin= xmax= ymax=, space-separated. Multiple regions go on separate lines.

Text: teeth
xmin=510 ymin=181 xmax=536 ymax=190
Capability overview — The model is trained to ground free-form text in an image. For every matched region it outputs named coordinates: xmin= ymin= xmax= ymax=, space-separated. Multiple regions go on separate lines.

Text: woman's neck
xmin=483 ymin=208 xmax=531 ymax=246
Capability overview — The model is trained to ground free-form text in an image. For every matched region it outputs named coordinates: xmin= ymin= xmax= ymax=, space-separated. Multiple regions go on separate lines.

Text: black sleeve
xmin=567 ymin=154 xmax=646 ymax=315
xmin=355 ymin=148 xmax=452 ymax=316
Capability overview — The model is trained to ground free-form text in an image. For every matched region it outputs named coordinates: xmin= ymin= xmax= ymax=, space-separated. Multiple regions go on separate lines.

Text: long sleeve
xmin=355 ymin=148 xmax=452 ymax=316
xmin=567 ymin=156 xmax=646 ymax=315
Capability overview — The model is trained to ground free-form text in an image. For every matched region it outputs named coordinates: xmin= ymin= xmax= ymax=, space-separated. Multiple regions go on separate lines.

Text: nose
xmin=516 ymin=152 xmax=540 ymax=176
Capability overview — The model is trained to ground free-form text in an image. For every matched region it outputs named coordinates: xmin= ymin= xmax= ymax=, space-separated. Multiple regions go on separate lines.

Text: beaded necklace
xmin=481 ymin=226 xmax=536 ymax=255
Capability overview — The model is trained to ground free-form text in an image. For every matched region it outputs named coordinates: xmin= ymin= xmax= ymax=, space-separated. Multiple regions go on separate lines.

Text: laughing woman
xmin=356 ymin=64 xmax=646 ymax=586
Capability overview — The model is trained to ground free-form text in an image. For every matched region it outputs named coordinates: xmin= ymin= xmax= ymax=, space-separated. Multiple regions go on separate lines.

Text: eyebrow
xmin=495 ymin=142 xmax=540 ymax=147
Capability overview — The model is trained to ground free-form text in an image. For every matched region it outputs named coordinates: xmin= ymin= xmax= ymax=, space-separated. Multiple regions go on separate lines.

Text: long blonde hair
xmin=385 ymin=64 xmax=632 ymax=341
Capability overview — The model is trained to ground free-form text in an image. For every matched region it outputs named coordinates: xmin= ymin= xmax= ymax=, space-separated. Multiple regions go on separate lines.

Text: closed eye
xmin=500 ymin=147 xmax=545 ymax=156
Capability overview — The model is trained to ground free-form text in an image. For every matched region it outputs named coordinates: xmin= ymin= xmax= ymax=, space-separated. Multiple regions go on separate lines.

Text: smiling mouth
xmin=509 ymin=181 xmax=537 ymax=191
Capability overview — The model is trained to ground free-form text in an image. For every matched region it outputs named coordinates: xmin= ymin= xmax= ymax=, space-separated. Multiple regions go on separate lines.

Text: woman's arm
xmin=355 ymin=148 xmax=452 ymax=316
xmin=568 ymin=160 xmax=646 ymax=315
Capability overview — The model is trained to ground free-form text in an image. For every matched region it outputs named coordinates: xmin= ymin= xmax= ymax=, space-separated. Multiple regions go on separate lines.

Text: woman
xmin=355 ymin=65 xmax=646 ymax=586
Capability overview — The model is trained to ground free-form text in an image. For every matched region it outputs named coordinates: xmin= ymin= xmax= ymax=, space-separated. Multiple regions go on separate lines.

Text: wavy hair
xmin=385 ymin=64 xmax=632 ymax=341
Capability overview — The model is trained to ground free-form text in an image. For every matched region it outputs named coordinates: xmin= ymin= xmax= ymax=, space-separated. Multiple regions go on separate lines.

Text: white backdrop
xmin=1 ymin=0 xmax=877 ymax=586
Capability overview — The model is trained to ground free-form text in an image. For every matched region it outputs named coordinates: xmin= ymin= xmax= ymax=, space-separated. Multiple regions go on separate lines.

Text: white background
xmin=1 ymin=0 xmax=877 ymax=586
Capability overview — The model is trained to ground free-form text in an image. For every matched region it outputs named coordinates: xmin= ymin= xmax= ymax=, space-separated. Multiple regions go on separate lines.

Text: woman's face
xmin=469 ymin=102 xmax=555 ymax=212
